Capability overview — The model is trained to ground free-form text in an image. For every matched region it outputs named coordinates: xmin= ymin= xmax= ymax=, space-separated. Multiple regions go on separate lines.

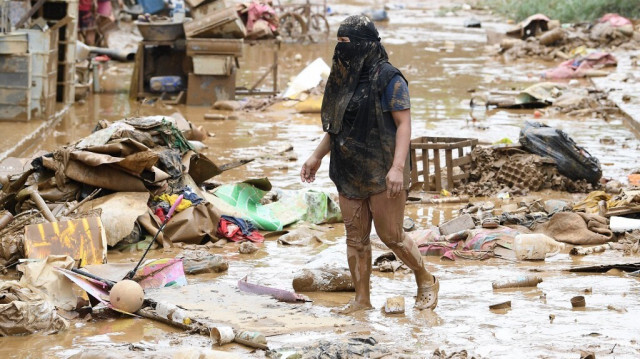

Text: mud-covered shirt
xmin=329 ymin=63 xmax=411 ymax=199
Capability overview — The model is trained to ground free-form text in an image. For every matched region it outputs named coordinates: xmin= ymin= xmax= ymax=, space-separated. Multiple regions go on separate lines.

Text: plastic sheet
xmin=519 ymin=121 xmax=602 ymax=184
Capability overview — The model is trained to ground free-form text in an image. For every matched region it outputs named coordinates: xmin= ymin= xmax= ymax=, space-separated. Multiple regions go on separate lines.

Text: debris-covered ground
xmin=2 ymin=1 xmax=640 ymax=359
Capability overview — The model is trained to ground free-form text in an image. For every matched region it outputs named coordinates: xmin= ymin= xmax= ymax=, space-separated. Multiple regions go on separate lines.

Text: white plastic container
xmin=513 ymin=233 xmax=565 ymax=260
xmin=210 ymin=326 xmax=235 ymax=346
xmin=610 ymin=216 xmax=640 ymax=233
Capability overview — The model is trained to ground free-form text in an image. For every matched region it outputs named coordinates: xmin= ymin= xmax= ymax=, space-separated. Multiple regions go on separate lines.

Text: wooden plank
xmin=191 ymin=0 xmax=229 ymax=20
xmin=130 ymin=43 xmax=143 ymax=100
xmin=186 ymin=72 xmax=236 ymax=106
xmin=183 ymin=7 xmax=245 ymax=38
xmin=192 ymin=55 xmax=233 ymax=75
xmin=445 ymin=149 xmax=454 ymax=189
xmin=410 ymin=149 xmax=418 ymax=185
xmin=14 ymin=0 xmax=46 ymax=29
xmin=0 ymin=54 xmax=29 ymax=72
xmin=0 ymin=104 xmax=30 ymax=121
xmin=422 ymin=148 xmax=429 ymax=191
xmin=186 ymin=38 xmax=243 ymax=57
xmin=0 ymin=88 xmax=30 ymax=105
xmin=433 ymin=149 xmax=441 ymax=191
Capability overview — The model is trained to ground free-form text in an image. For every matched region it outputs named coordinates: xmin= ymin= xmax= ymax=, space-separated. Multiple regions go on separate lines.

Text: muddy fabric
xmin=0 ymin=281 xmax=69 ymax=336
xmin=328 ymin=61 xmax=409 ymax=199
xmin=534 ymin=212 xmax=613 ymax=245
xmin=321 ymin=15 xmax=384 ymax=135
xmin=144 ymin=202 xmax=221 ymax=245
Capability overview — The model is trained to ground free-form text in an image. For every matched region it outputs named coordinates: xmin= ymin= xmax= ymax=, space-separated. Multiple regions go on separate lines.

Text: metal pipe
xmin=24 ymin=187 xmax=57 ymax=222
xmin=0 ymin=212 xmax=13 ymax=231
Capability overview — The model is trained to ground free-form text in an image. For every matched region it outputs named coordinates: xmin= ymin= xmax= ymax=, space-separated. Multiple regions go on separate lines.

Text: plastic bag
xmin=519 ymin=121 xmax=602 ymax=184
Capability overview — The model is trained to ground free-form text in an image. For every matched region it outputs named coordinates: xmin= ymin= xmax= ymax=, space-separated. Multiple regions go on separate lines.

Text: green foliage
xmin=484 ymin=0 xmax=640 ymax=23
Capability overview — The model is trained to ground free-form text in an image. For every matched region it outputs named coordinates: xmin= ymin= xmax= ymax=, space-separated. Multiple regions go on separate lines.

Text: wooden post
xmin=445 ymin=149 xmax=453 ymax=190
xmin=421 ymin=149 xmax=429 ymax=191
xmin=433 ymin=148 xmax=441 ymax=191
xmin=410 ymin=148 xmax=418 ymax=185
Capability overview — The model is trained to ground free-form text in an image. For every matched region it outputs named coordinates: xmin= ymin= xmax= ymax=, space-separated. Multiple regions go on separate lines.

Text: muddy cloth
xmin=0 ymin=281 xmax=69 ymax=336
xmin=418 ymin=226 xmax=519 ymax=260
xmin=543 ymin=52 xmax=617 ymax=79
xmin=217 ymin=215 xmax=265 ymax=243
xmin=322 ymin=16 xmax=410 ymax=198
xmin=534 ymin=212 xmax=613 ymax=245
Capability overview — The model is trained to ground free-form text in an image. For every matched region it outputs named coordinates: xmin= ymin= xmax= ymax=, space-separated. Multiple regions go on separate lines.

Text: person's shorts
xmin=79 ymin=10 xmax=96 ymax=30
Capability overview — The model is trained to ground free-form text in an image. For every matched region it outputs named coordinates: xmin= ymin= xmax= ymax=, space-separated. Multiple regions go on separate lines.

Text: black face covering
xmin=321 ymin=15 xmax=388 ymax=134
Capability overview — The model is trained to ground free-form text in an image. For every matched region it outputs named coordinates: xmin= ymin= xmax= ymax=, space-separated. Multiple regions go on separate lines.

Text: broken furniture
xmin=0 ymin=0 xmax=76 ymax=122
xmin=183 ymin=0 xmax=244 ymax=106
xmin=410 ymin=136 xmax=479 ymax=192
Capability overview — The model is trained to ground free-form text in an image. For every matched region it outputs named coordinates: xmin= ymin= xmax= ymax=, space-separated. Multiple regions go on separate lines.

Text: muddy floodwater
xmin=2 ymin=1 xmax=640 ymax=358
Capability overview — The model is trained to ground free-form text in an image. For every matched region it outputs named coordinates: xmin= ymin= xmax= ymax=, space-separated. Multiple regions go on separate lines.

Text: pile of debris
xmin=498 ymin=13 xmax=640 ymax=62
xmin=454 ymin=121 xmax=599 ymax=197
xmin=455 ymin=146 xmax=594 ymax=197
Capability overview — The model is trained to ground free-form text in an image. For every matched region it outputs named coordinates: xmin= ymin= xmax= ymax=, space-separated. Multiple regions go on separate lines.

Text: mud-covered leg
xmin=336 ymin=195 xmax=374 ymax=314
xmin=370 ymin=191 xmax=438 ymax=310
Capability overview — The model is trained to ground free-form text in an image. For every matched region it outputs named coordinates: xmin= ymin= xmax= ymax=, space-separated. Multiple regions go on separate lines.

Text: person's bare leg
xmin=370 ymin=191 xmax=438 ymax=309
xmin=336 ymin=195 xmax=373 ymax=314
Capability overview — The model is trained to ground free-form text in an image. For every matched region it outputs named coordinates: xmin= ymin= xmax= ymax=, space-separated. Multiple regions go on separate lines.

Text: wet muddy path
xmin=3 ymin=1 xmax=640 ymax=358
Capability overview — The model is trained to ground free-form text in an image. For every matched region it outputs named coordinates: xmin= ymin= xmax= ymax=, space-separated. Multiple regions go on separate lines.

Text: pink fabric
xmin=246 ymin=2 xmax=277 ymax=32
xmin=97 ymin=0 xmax=112 ymax=17
xmin=543 ymin=52 xmax=617 ymax=79
xmin=600 ymin=13 xmax=632 ymax=27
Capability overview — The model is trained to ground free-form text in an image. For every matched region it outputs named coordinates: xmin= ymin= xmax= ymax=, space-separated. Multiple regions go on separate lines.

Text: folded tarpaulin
xmin=265 ymin=189 xmax=342 ymax=227
xmin=212 ymin=178 xmax=282 ymax=231
xmin=213 ymin=179 xmax=342 ymax=231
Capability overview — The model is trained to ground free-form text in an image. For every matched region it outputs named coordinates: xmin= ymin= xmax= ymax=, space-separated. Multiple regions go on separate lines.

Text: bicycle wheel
xmin=307 ymin=13 xmax=330 ymax=43
xmin=279 ymin=12 xmax=307 ymax=42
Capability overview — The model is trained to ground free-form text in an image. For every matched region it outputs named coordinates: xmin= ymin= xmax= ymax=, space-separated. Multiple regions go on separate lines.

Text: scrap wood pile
xmin=498 ymin=13 xmax=639 ymax=62
xmin=453 ymin=121 xmax=600 ymax=197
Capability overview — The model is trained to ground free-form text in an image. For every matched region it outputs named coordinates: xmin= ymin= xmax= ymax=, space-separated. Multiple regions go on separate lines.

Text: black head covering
xmin=321 ymin=15 xmax=388 ymax=134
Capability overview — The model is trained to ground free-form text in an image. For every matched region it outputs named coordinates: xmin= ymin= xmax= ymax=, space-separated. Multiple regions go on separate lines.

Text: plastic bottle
xmin=172 ymin=0 xmax=185 ymax=23
xmin=234 ymin=330 xmax=268 ymax=349
xmin=492 ymin=275 xmax=543 ymax=289
xmin=513 ymin=233 xmax=565 ymax=260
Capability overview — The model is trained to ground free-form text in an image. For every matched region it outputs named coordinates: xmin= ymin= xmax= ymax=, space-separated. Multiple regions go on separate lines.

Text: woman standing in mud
xmin=300 ymin=15 xmax=439 ymax=313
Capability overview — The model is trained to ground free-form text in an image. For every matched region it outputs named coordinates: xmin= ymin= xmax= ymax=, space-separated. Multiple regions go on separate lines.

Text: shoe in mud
xmin=415 ymin=276 xmax=439 ymax=310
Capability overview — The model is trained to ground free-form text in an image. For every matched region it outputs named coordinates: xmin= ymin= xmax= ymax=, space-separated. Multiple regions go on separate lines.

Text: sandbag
xmin=534 ymin=212 xmax=612 ymax=245
xmin=519 ymin=121 xmax=601 ymax=184
xmin=0 ymin=281 xmax=69 ymax=336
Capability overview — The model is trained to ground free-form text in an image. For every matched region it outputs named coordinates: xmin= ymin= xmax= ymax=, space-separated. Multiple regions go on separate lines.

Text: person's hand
xmin=386 ymin=166 xmax=404 ymax=198
xmin=301 ymin=156 xmax=322 ymax=183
